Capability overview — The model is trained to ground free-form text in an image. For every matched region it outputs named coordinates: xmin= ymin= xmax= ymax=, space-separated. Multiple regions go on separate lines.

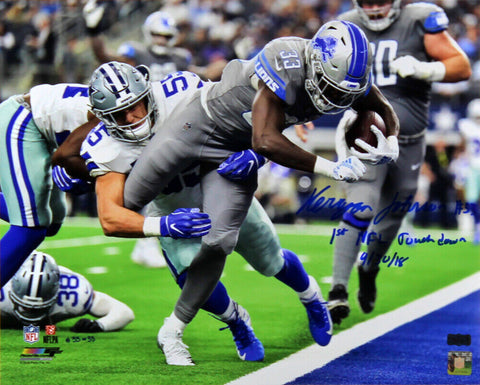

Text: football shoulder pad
xmin=81 ymin=122 xmax=142 ymax=177
xmin=405 ymin=2 xmax=448 ymax=33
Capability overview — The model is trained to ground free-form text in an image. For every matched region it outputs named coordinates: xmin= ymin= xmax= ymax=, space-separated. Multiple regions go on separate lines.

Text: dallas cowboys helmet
xmin=89 ymin=61 xmax=157 ymax=142
xmin=467 ymin=98 xmax=480 ymax=124
xmin=305 ymin=20 xmax=373 ymax=115
xmin=9 ymin=251 xmax=60 ymax=323
xmin=353 ymin=0 xmax=402 ymax=31
xmin=142 ymin=11 xmax=178 ymax=54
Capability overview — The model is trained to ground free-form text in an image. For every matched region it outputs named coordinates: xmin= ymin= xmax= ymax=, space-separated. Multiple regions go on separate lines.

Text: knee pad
xmin=343 ymin=211 xmax=371 ymax=230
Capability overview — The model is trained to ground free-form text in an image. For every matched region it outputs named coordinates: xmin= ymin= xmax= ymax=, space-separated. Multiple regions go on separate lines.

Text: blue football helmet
xmin=305 ymin=20 xmax=373 ymax=115
xmin=353 ymin=0 xmax=402 ymax=31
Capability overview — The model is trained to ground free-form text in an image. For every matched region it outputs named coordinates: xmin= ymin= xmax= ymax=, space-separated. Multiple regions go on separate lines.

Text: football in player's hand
xmin=345 ymin=111 xmax=387 ymax=153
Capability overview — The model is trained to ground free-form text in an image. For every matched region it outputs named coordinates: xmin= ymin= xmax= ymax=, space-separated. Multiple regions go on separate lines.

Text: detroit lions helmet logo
xmin=312 ymin=36 xmax=338 ymax=62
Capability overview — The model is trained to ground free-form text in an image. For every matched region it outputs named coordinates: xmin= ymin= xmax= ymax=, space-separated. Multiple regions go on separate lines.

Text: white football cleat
xmin=131 ymin=238 xmax=167 ymax=268
xmin=157 ymin=319 xmax=195 ymax=366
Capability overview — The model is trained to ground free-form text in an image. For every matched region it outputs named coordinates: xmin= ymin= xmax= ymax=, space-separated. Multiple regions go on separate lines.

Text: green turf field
xmin=1 ymin=219 xmax=479 ymax=385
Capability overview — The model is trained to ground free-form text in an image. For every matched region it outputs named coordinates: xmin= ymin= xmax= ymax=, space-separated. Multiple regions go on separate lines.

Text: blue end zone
xmin=289 ymin=290 xmax=479 ymax=384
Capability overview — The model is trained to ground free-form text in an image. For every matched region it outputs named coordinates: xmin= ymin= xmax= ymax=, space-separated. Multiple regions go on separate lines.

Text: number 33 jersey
xmin=0 ymin=266 xmax=94 ymax=326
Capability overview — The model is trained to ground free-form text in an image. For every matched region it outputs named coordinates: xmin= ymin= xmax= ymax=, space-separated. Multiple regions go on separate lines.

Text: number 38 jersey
xmin=0 ymin=266 xmax=94 ymax=327
xmin=339 ymin=2 xmax=449 ymax=139
xmin=81 ymin=71 xmax=204 ymax=214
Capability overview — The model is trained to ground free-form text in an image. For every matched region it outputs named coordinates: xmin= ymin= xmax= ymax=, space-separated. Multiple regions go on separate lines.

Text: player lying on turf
xmin=0 ymin=251 xmax=134 ymax=332
xmin=53 ymin=65 xmax=333 ymax=365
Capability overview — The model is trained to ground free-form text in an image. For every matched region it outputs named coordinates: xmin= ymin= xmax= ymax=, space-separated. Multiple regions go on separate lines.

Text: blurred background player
xmin=326 ymin=0 xmax=471 ymax=325
xmin=82 ymin=1 xmax=225 ymax=268
xmin=458 ymin=98 xmax=480 ymax=244
xmin=83 ymin=1 xmax=226 ymax=82
xmin=1 ymin=251 xmax=134 ymax=332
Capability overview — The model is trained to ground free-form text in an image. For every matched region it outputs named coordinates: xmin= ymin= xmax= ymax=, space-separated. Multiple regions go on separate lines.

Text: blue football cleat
xmin=303 ymin=276 xmax=333 ymax=346
xmin=222 ymin=302 xmax=265 ymax=362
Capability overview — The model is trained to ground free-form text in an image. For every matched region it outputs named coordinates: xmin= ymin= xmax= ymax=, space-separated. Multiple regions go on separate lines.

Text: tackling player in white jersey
xmin=458 ymin=99 xmax=480 ymax=244
xmin=1 ymin=251 xmax=134 ymax=332
xmin=83 ymin=4 xmax=226 ymax=268
xmin=0 ymin=82 xmax=210 ymax=289
xmin=55 ymin=64 xmax=333 ymax=365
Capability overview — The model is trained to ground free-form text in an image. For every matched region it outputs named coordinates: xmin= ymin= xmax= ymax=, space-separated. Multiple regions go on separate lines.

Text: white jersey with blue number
xmin=80 ymin=71 xmax=204 ymax=214
xmin=459 ymin=118 xmax=480 ymax=170
xmin=0 ymin=266 xmax=94 ymax=326
xmin=30 ymin=83 xmax=90 ymax=149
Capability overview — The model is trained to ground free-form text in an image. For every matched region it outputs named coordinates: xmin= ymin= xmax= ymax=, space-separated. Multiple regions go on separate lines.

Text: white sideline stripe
xmin=226 ymin=272 xmax=480 ymax=385
xmin=40 ymin=235 xmax=134 ymax=249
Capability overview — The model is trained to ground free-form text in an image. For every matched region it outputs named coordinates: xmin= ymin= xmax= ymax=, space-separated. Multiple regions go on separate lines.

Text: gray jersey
xmin=339 ymin=2 xmax=449 ymax=139
xmin=203 ymin=37 xmax=321 ymax=151
xmin=117 ymin=41 xmax=191 ymax=81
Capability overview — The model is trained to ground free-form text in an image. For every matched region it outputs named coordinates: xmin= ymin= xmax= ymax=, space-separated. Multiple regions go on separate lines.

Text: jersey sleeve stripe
xmin=258 ymin=52 xmax=286 ymax=88
xmin=424 ymin=11 xmax=449 ymax=33
xmin=6 ymin=106 xmax=39 ymax=226
xmin=80 ymin=152 xmax=100 ymax=172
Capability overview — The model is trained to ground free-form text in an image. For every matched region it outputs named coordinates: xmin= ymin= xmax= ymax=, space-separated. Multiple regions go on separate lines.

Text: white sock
xmin=167 ymin=312 xmax=187 ymax=333
xmin=217 ymin=300 xmax=236 ymax=323
xmin=298 ymin=276 xmax=322 ymax=304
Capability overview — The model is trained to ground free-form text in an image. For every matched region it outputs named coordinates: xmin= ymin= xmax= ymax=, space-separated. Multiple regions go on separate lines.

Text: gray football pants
xmin=332 ymin=138 xmax=426 ymax=289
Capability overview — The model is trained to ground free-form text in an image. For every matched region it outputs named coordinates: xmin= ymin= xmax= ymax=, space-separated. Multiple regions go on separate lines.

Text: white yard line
xmin=40 ymin=235 xmax=133 ymax=249
xmin=226 ymin=272 xmax=480 ymax=385
xmin=274 ymin=223 xmax=470 ymax=239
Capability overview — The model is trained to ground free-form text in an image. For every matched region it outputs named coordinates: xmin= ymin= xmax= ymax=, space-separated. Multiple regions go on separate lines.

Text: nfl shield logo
xmin=45 ymin=325 xmax=56 ymax=335
xmin=23 ymin=324 xmax=40 ymax=344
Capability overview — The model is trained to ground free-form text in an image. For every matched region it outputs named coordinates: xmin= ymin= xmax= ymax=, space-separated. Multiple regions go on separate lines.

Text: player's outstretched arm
xmin=252 ymin=81 xmax=318 ymax=172
xmin=252 ymin=81 xmax=365 ymax=182
xmin=96 ymin=172 xmax=211 ymax=238
xmin=72 ymin=291 xmax=135 ymax=332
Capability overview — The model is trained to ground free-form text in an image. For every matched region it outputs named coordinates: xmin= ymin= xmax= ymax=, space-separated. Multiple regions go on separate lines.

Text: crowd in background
xmin=0 ymin=0 xmax=479 ymax=228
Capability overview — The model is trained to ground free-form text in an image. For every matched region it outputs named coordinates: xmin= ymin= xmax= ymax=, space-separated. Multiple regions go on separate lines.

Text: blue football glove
xmin=52 ymin=166 xmax=93 ymax=195
xmin=217 ymin=150 xmax=266 ymax=181
xmin=160 ymin=208 xmax=211 ymax=239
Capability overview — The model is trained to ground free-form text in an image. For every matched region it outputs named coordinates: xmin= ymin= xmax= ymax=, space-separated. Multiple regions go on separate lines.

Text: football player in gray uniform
xmin=116 ymin=20 xmax=400 ymax=360
xmin=1 ymin=251 xmax=134 ymax=332
xmin=326 ymin=0 xmax=471 ymax=325
xmin=55 ymin=66 xmax=334 ymax=365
